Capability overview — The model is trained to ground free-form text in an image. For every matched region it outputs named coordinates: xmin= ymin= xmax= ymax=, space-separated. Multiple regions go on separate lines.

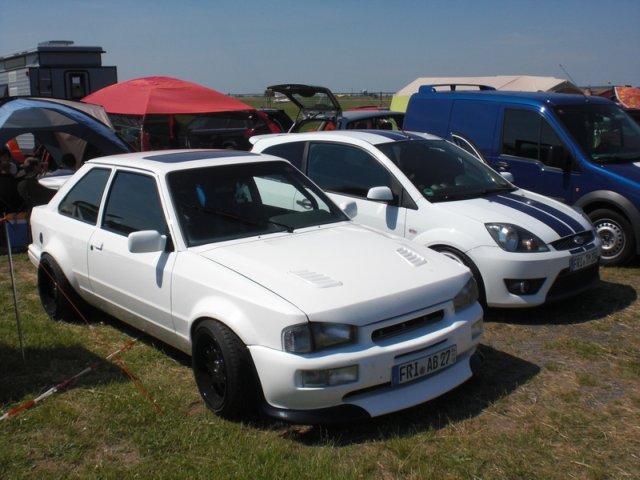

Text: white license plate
xmin=392 ymin=345 xmax=457 ymax=385
xmin=570 ymin=249 xmax=599 ymax=271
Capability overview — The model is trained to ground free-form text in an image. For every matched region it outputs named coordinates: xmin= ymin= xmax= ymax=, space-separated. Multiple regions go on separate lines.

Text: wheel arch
xmin=429 ymin=243 xmax=487 ymax=306
xmin=575 ymin=190 xmax=640 ymax=255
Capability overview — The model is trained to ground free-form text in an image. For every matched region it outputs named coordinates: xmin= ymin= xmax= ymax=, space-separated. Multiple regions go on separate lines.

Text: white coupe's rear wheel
xmin=37 ymin=254 xmax=80 ymax=321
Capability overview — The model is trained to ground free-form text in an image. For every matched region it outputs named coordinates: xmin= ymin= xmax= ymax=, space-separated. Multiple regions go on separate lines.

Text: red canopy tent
xmin=81 ymin=76 xmax=253 ymax=115
xmin=81 ymin=76 xmax=271 ymax=150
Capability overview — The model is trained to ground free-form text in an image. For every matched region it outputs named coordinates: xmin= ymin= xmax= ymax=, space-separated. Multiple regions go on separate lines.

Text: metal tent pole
xmin=3 ymin=214 xmax=26 ymax=362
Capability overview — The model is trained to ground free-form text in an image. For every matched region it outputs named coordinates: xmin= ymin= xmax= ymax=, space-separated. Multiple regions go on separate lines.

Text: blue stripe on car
xmin=500 ymin=193 xmax=585 ymax=233
xmin=489 ymin=194 xmax=578 ymax=237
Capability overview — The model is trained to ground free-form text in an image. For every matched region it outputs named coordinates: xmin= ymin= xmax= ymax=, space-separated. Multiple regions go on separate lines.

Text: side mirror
xmin=128 ymin=230 xmax=167 ymax=253
xmin=366 ymin=186 xmax=394 ymax=202
xmin=340 ymin=201 xmax=357 ymax=219
xmin=500 ymin=172 xmax=515 ymax=182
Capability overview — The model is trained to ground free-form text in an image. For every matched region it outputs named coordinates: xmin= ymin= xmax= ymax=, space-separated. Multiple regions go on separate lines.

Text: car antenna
xmin=559 ymin=64 xmax=587 ymax=96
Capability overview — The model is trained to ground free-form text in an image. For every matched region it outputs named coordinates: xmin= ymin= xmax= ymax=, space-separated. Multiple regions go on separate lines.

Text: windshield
xmin=377 ymin=139 xmax=514 ymax=202
xmin=168 ymin=161 xmax=348 ymax=246
xmin=555 ymin=103 xmax=640 ymax=164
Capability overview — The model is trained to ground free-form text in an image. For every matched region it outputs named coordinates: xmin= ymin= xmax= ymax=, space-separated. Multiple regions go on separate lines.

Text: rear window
xmin=58 ymin=167 xmax=110 ymax=224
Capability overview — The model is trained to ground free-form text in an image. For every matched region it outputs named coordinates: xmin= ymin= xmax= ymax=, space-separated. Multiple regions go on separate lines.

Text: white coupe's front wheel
xmin=192 ymin=320 xmax=259 ymax=419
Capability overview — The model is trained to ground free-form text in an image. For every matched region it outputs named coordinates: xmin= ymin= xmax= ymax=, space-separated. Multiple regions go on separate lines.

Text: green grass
xmin=1 ymin=253 xmax=639 ymax=479
xmin=238 ymin=94 xmax=394 ymax=120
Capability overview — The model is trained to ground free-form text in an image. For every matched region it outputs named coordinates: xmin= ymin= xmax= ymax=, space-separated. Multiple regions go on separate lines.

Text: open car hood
xmin=267 ymin=84 xmax=342 ymax=131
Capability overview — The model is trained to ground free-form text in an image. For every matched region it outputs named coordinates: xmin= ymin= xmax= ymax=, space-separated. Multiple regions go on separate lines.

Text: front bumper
xmin=469 ymin=244 xmax=600 ymax=308
xmin=249 ymin=302 xmax=483 ymax=422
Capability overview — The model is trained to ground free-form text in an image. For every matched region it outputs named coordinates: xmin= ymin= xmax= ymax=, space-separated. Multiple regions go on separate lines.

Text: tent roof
xmin=82 ymin=76 xmax=254 ymax=115
xmin=395 ymin=75 xmax=582 ymax=96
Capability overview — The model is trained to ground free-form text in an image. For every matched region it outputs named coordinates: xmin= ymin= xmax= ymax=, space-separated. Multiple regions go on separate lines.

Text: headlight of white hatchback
xmin=485 ymin=223 xmax=549 ymax=252
xmin=282 ymin=322 xmax=357 ymax=353
xmin=454 ymin=277 xmax=479 ymax=312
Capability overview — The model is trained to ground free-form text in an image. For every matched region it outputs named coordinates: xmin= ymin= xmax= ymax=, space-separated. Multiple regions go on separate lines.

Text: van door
xmin=491 ymin=108 xmax=581 ymax=203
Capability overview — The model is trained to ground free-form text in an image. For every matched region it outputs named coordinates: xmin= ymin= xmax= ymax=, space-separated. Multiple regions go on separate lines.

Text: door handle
xmin=91 ymin=241 xmax=103 ymax=251
xmin=495 ymin=161 xmax=510 ymax=171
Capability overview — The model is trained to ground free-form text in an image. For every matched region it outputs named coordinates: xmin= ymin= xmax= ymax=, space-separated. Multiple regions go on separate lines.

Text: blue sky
xmin=2 ymin=0 xmax=639 ymax=94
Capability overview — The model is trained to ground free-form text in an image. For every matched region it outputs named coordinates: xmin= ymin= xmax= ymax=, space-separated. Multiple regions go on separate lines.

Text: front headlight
xmin=485 ymin=223 xmax=549 ymax=252
xmin=454 ymin=277 xmax=479 ymax=312
xmin=282 ymin=322 xmax=357 ymax=353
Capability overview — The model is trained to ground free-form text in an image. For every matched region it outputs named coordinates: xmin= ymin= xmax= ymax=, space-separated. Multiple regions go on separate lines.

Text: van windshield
xmin=377 ymin=139 xmax=514 ymax=202
xmin=555 ymin=104 xmax=640 ymax=164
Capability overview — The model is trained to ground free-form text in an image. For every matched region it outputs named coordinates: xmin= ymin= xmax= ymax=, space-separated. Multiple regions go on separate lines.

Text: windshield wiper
xmin=197 ymin=206 xmax=294 ymax=233
xmin=480 ymin=185 xmax=517 ymax=195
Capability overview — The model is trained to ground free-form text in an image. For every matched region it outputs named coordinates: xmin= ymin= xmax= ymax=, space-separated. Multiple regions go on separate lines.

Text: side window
xmin=307 ymin=143 xmax=392 ymax=198
xmin=502 ymin=109 xmax=540 ymax=160
xmin=58 ymin=168 xmax=110 ymax=224
xmin=539 ymin=121 xmax=568 ymax=169
xmin=502 ymin=109 xmax=570 ymax=169
xmin=262 ymin=142 xmax=305 ymax=170
xmin=102 ymin=171 xmax=168 ymax=236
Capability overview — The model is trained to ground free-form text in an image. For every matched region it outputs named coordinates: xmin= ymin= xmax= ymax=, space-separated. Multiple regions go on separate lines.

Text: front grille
xmin=371 ymin=310 xmax=444 ymax=343
xmin=546 ymin=264 xmax=600 ymax=302
xmin=551 ymin=231 xmax=595 ymax=251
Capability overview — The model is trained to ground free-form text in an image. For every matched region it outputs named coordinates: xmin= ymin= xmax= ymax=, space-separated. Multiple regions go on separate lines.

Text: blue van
xmin=404 ymin=85 xmax=640 ymax=266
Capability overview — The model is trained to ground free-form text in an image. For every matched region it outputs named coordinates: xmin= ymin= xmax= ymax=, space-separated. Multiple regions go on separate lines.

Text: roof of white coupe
xmin=86 ymin=149 xmax=284 ymax=174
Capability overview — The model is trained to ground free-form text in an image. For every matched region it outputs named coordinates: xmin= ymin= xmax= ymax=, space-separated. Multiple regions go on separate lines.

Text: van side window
xmin=502 ymin=109 xmax=569 ymax=169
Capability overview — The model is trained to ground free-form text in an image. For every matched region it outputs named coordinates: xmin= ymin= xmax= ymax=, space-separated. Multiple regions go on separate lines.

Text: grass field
xmin=1 ymin=252 xmax=639 ymax=479
xmin=237 ymin=94 xmax=394 ymax=120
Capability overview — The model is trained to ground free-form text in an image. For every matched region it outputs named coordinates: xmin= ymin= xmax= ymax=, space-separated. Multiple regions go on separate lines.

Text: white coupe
xmin=28 ymin=150 xmax=483 ymax=423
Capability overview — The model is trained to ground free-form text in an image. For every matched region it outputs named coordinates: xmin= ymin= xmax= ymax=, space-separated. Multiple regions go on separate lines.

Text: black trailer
xmin=0 ymin=40 xmax=117 ymax=101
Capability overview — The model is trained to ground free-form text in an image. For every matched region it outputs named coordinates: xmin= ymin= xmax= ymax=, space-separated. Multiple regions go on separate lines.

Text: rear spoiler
xmin=418 ymin=84 xmax=497 ymax=93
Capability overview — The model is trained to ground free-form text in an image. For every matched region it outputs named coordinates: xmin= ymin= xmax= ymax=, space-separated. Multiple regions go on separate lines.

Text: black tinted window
xmin=102 ymin=172 xmax=167 ymax=236
xmin=502 ymin=109 xmax=540 ymax=160
xmin=307 ymin=143 xmax=391 ymax=197
xmin=263 ymin=142 xmax=305 ymax=169
xmin=502 ymin=109 xmax=569 ymax=168
xmin=58 ymin=168 xmax=110 ymax=224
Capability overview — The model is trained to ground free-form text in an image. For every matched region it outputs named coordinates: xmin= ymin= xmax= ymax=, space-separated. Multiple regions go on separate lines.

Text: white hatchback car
xmin=251 ymin=131 xmax=602 ymax=308
xmin=28 ymin=150 xmax=483 ymax=423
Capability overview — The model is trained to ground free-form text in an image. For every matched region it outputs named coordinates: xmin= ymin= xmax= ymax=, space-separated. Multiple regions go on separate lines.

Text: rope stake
xmin=1 ymin=339 xmax=137 ymax=421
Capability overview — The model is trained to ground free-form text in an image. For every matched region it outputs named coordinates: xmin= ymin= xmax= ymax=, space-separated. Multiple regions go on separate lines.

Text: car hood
xmin=197 ymin=224 xmax=470 ymax=324
xmin=430 ymin=190 xmax=593 ymax=242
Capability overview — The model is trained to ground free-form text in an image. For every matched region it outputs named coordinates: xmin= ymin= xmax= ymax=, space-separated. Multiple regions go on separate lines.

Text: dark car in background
xmin=267 ymin=84 xmax=403 ymax=132
xmin=182 ymin=110 xmax=281 ymax=150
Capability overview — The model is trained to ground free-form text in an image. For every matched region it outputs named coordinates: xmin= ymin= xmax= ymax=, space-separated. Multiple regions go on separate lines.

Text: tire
xmin=589 ymin=209 xmax=635 ymax=266
xmin=433 ymin=246 xmax=487 ymax=306
xmin=37 ymin=254 xmax=80 ymax=321
xmin=192 ymin=319 xmax=258 ymax=419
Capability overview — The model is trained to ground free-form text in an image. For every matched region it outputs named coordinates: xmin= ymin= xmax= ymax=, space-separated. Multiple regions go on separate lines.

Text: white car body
xmin=251 ymin=130 xmax=602 ymax=308
xmin=28 ymin=149 xmax=483 ymax=423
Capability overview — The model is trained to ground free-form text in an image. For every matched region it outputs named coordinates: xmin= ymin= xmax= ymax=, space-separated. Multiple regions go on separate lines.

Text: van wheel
xmin=432 ymin=246 xmax=486 ymax=306
xmin=37 ymin=254 xmax=80 ymax=321
xmin=192 ymin=320 xmax=258 ymax=419
xmin=590 ymin=209 xmax=635 ymax=266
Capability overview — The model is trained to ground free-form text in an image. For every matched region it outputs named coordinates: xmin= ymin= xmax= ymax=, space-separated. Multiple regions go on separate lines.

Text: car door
xmin=491 ymin=108 xmax=582 ymax=203
xmin=51 ymin=167 xmax=111 ymax=294
xmin=305 ymin=142 xmax=408 ymax=235
xmin=87 ymin=170 xmax=177 ymax=336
